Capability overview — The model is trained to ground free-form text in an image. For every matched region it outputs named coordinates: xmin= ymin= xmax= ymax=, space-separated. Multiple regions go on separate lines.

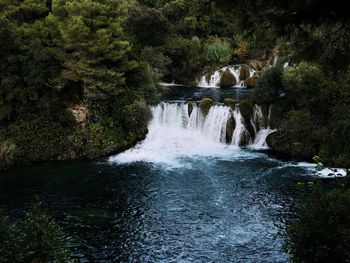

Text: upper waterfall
xmin=198 ymin=65 xmax=256 ymax=88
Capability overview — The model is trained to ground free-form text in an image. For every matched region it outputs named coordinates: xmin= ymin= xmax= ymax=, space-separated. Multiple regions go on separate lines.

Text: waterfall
xmin=249 ymin=105 xmax=277 ymax=150
xmin=187 ymin=104 xmax=204 ymax=131
xmin=203 ymin=105 xmax=231 ymax=143
xmin=110 ymin=101 xmax=276 ymax=164
xmin=231 ymin=106 xmax=248 ymax=147
xmin=198 ymin=65 xmax=255 ymax=88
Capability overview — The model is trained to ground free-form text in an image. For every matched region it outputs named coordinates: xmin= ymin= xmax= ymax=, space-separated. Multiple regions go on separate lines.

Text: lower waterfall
xmin=110 ymin=102 xmax=276 ymax=164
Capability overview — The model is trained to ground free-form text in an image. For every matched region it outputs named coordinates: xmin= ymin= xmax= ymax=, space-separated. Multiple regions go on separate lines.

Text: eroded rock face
xmin=220 ymin=69 xmax=237 ymax=87
xmin=244 ymin=75 xmax=259 ymax=88
xmin=69 ymin=105 xmax=89 ymax=125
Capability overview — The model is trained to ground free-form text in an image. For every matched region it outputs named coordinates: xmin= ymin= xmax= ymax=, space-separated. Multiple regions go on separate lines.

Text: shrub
xmin=0 ymin=201 xmax=74 ymax=263
xmin=0 ymin=117 xmax=70 ymax=163
xmin=253 ymin=66 xmax=283 ymax=103
xmin=283 ymin=62 xmax=329 ymax=116
xmin=204 ymin=38 xmax=232 ymax=68
xmin=286 ymin=188 xmax=350 ymax=263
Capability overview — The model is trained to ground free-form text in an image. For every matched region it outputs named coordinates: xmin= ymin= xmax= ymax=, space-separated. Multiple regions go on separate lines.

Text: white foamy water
xmin=109 ymin=102 xmax=276 ymax=166
xmin=198 ymin=65 xmax=255 ymax=88
xmin=109 ymin=102 xmax=236 ymax=166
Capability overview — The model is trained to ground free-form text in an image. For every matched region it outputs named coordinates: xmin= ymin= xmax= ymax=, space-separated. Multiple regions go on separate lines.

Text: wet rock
xmin=220 ymin=69 xmax=237 ymax=87
xmin=199 ymin=98 xmax=213 ymax=117
xmin=224 ymin=98 xmax=239 ymax=111
xmin=69 ymin=105 xmax=89 ymax=126
xmin=244 ymin=76 xmax=259 ymax=88
xmin=226 ymin=117 xmax=235 ymax=143
xmin=239 ymin=65 xmax=250 ymax=81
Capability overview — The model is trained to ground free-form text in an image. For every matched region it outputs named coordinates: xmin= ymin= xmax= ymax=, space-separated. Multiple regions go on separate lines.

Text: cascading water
xmin=231 ymin=106 xmax=249 ymax=147
xmin=249 ymin=105 xmax=277 ymax=150
xmin=198 ymin=65 xmax=256 ymax=88
xmin=110 ymin=101 xmax=275 ymax=164
xmin=203 ymin=105 xmax=231 ymax=143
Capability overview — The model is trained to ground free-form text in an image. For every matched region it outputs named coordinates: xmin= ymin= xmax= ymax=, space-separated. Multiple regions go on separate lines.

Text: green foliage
xmin=283 ymin=62 xmax=329 ymax=115
xmin=140 ymin=47 xmax=172 ymax=79
xmin=55 ymin=0 xmax=135 ymax=98
xmin=0 ymin=140 xmax=16 ymax=169
xmin=126 ymin=5 xmax=170 ymax=46
xmin=267 ymin=110 xmax=327 ymax=160
xmin=0 ymin=201 xmax=74 ymax=263
xmin=165 ymin=36 xmax=203 ymax=84
xmin=0 ymin=117 xmax=70 ymax=163
xmin=286 ymin=188 xmax=350 ymax=263
xmin=123 ymin=100 xmax=151 ymax=134
xmin=204 ymin=38 xmax=232 ymax=68
xmin=253 ymin=66 xmax=283 ymax=104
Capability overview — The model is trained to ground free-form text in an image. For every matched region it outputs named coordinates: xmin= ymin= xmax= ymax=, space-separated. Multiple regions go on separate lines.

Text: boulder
xmin=220 ymin=69 xmax=237 ymax=87
xmin=239 ymin=65 xmax=250 ymax=81
xmin=244 ymin=76 xmax=259 ymax=88
xmin=249 ymin=60 xmax=263 ymax=71
xmin=199 ymin=98 xmax=213 ymax=117
xmin=224 ymin=98 xmax=239 ymax=111
xmin=69 ymin=105 xmax=89 ymax=125
xmin=188 ymin=101 xmax=195 ymax=116
xmin=226 ymin=117 xmax=235 ymax=143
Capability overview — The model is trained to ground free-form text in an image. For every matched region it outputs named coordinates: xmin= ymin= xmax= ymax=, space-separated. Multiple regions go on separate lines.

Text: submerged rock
xmin=220 ymin=69 xmax=237 ymax=87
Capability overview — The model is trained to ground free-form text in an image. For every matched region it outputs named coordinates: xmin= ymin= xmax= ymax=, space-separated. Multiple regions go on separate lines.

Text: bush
xmin=267 ymin=110 xmax=327 ymax=160
xmin=253 ymin=66 xmax=283 ymax=103
xmin=286 ymin=188 xmax=350 ymax=263
xmin=122 ymin=100 xmax=152 ymax=136
xmin=204 ymin=38 xmax=232 ymax=68
xmin=283 ymin=62 xmax=329 ymax=116
xmin=0 ymin=201 xmax=73 ymax=263
xmin=0 ymin=117 xmax=70 ymax=163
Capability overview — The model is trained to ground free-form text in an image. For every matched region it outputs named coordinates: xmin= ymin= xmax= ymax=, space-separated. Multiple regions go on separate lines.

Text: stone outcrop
xmin=219 ymin=69 xmax=237 ymax=87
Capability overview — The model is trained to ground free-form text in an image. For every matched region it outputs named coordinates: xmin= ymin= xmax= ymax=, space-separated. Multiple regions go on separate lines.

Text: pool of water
xmin=0 ymin=150 xmax=318 ymax=262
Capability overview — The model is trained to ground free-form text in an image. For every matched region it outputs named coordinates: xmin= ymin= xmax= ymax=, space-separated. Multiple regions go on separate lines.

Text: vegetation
xmin=0 ymin=201 xmax=74 ymax=263
xmin=286 ymin=188 xmax=350 ymax=263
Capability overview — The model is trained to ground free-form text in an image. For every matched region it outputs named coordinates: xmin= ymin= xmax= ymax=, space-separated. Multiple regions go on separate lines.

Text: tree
xmin=54 ymin=0 xmax=136 ymax=99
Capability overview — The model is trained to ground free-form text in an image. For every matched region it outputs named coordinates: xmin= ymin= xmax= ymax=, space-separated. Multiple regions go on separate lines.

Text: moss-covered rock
xmin=239 ymin=65 xmax=250 ymax=81
xmin=244 ymin=76 xmax=259 ymax=88
xmin=220 ymin=69 xmax=237 ymax=87
xmin=224 ymin=98 xmax=239 ymax=111
xmin=226 ymin=117 xmax=235 ymax=143
xmin=199 ymin=98 xmax=213 ymax=117
xmin=238 ymin=100 xmax=255 ymax=139
xmin=239 ymin=100 xmax=253 ymax=122
xmin=188 ymin=101 xmax=195 ymax=116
